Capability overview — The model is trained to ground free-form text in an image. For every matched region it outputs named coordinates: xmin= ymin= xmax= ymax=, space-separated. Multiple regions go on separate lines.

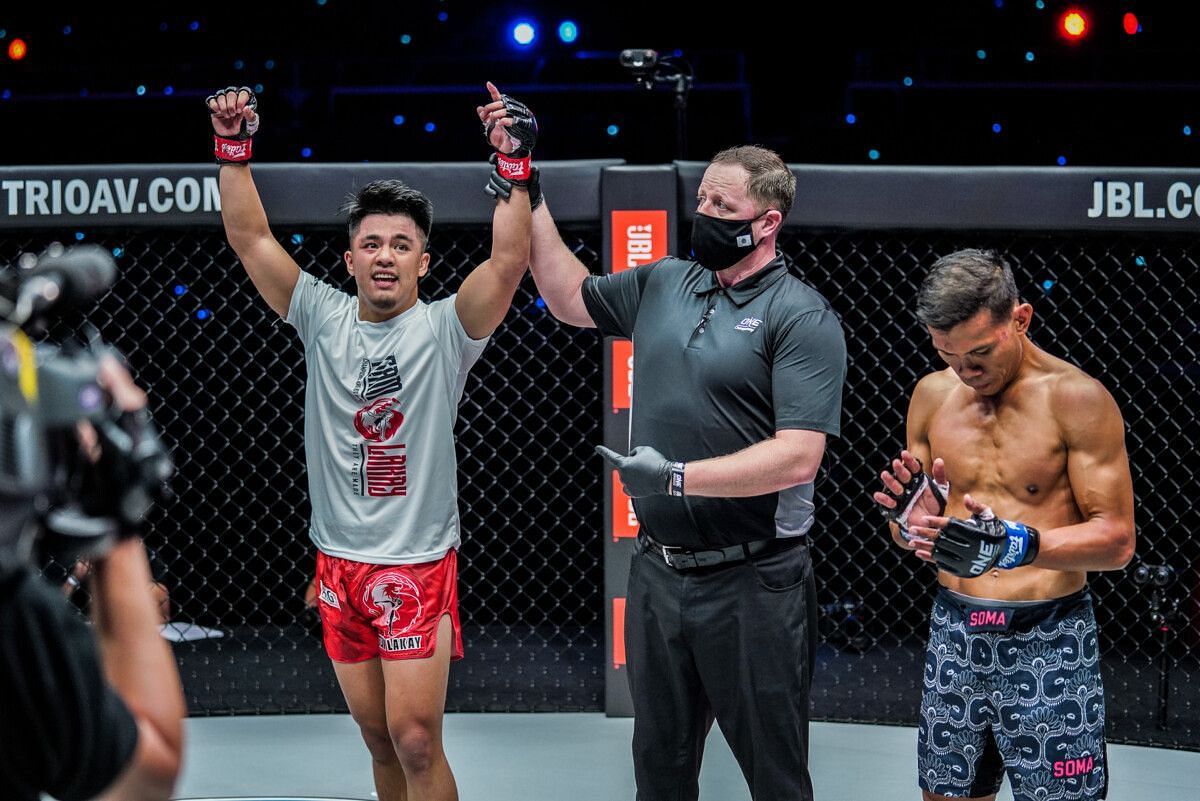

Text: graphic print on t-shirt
xmin=354 ymin=396 xmax=404 ymax=441
xmin=350 ymin=355 xmax=409 ymax=498
xmin=354 ymin=355 xmax=403 ymax=401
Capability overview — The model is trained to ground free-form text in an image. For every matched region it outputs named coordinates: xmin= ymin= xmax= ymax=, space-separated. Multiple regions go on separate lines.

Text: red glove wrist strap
xmin=494 ymin=152 xmax=531 ymax=182
xmin=214 ymin=135 xmax=253 ymax=163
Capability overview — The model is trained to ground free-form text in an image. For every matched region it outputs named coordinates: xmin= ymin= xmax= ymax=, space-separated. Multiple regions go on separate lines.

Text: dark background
xmin=3 ymin=0 xmax=1198 ymax=748
xmin=2 ymin=1 xmax=1200 ymax=167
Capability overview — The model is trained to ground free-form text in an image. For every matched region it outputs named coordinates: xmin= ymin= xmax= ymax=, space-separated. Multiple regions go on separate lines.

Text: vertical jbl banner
xmin=600 ymin=166 xmax=677 ymax=716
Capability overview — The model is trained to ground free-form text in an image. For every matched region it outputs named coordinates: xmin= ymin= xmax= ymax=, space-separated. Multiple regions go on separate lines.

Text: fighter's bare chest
xmin=927 ymin=396 xmax=1066 ymax=501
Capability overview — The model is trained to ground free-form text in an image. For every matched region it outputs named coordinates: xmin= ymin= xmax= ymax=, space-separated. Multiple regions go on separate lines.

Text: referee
xmin=515 ymin=145 xmax=846 ymax=800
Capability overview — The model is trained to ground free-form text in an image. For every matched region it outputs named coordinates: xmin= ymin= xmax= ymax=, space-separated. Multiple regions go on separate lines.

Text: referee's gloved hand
xmin=595 ymin=445 xmax=685 ymax=498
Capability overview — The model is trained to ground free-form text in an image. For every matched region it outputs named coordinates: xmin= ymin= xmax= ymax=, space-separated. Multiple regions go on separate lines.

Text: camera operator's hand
xmin=73 ymin=357 xmax=173 ymax=533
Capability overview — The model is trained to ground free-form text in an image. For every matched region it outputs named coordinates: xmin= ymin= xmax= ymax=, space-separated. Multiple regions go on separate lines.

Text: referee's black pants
xmin=626 ymin=536 xmax=818 ymax=801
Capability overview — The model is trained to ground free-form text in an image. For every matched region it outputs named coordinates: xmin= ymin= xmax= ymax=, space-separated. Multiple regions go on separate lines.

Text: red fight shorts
xmin=315 ymin=549 xmax=464 ymax=663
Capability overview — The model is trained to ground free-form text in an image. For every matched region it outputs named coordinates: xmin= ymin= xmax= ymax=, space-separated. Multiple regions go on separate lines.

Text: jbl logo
xmin=611 ymin=210 xmax=667 ymax=273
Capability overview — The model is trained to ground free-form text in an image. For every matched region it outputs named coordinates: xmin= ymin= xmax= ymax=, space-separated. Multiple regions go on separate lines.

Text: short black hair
xmin=341 ymin=179 xmax=433 ymax=248
xmin=916 ymin=248 xmax=1020 ymax=330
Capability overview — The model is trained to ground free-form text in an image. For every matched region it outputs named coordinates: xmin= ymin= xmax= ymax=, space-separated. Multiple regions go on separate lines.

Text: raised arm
xmin=529 ymin=202 xmax=595 ymax=328
xmin=475 ymin=86 xmax=595 ymax=329
xmin=208 ymin=87 xmax=299 ymax=318
xmin=454 ymin=83 xmax=534 ymax=339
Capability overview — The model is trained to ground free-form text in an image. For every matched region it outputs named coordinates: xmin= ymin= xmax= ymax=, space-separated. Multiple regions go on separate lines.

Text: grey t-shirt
xmin=582 ymin=255 xmax=847 ymax=548
xmin=287 ymin=271 xmax=488 ymax=563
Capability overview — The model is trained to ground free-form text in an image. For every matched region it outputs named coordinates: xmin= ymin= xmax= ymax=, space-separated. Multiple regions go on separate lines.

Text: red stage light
xmin=1123 ymin=12 xmax=1139 ymax=35
xmin=7 ymin=38 xmax=28 ymax=61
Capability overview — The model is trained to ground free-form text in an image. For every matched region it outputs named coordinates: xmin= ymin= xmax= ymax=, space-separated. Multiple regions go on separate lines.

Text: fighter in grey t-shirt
xmin=289 ymin=273 xmax=487 ymax=565
xmin=210 ymin=82 xmax=535 ymax=801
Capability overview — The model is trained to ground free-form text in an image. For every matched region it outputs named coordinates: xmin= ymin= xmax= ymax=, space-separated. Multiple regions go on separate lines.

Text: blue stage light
xmin=1056 ymin=155 xmax=1067 ymax=166
xmin=197 ymin=309 xmax=211 ymax=320
xmin=1042 ymin=279 xmax=1055 ymax=290
xmin=136 ymin=85 xmax=146 ymax=96
xmin=868 ymin=149 xmax=880 ymax=161
xmin=301 ymin=147 xmax=313 ymax=158
xmin=845 ymin=113 xmax=857 ymax=125
xmin=425 ymin=122 xmax=436 ymax=133
xmin=393 ymin=114 xmax=406 ymax=125
xmin=606 ymin=124 xmax=619 ymax=136
xmin=992 ymin=123 xmax=1002 ymax=133
xmin=558 ymin=21 xmax=578 ymax=43
xmin=174 ymin=285 xmax=187 ymax=296
xmin=976 ymin=49 xmax=987 ymax=60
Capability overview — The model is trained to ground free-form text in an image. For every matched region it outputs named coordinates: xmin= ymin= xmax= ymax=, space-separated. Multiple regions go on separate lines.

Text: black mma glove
xmin=595 ymin=445 xmax=685 ymax=498
xmin=207 ymin=85 xmax=260 ymax=164
xmin=486 ymin=92 xmax=538 ymax=185
xmin=484 ymin=156 xmax=543 ymax=210
xmin=876 ymin=455 xmax=948 ymax=540
xmin=931 ymin=507 xmax=1040 ymax=578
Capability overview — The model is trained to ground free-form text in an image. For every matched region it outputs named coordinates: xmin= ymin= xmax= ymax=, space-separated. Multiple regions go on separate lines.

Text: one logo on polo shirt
xmin=734 ymin=316 xmax=763 ymax=332
xmin=354 ymin=397 xmax=405 ymax=441
xmin=364 ymin=571 xmax=425 ymax=651
xmin=354 ymin=355 xmax=403 ymax=401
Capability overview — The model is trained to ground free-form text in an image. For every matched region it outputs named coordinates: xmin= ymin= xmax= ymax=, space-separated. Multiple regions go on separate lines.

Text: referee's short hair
xmin=710 ymin=145 xmax=796 ymax=219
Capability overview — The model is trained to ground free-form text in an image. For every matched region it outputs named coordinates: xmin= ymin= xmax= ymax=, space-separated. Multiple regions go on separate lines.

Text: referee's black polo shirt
xmin=582 ymin=254 xmax=847 ymax=549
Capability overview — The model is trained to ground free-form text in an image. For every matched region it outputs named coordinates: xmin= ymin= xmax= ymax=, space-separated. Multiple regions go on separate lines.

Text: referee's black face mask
xmin=690 ymin=211 xmax=767 ymax=271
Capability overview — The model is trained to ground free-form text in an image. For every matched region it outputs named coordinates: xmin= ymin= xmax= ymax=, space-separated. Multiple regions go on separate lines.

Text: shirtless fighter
xmin=873 ymin=249 xmax=1135 ymax=801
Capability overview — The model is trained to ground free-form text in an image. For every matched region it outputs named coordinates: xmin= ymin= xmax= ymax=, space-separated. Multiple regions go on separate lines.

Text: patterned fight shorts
xmin=315 ymin=549 xmax=464 ymax=663
xmin=918 ymin=586 xmax=1108 ymax=800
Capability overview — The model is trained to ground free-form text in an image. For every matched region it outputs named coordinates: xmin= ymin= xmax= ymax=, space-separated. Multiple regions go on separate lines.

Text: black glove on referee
xmin=485 ymin=158 xmax=543 ymax=210
xmin=596 ymin=445 xmax=685 ymax=498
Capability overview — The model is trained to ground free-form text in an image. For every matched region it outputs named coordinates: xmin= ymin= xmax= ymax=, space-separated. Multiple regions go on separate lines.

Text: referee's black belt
xmin=639 ymin=532 xmax=805 ymax=571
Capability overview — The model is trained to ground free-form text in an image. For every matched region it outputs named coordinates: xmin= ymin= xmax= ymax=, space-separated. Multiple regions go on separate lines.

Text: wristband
xmin=214 ymin=135 xmax=253 ymax=164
